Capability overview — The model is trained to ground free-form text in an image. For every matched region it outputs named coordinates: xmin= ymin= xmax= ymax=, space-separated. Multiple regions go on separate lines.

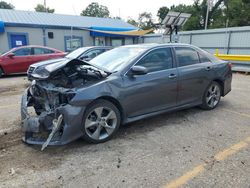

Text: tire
xmin=200 ymin=81 xmax=222 ymax=110
xmin=82 ymin=99 xmax=121 ymax=143
xmin=0 ymin=67 xmax=4 ymax=78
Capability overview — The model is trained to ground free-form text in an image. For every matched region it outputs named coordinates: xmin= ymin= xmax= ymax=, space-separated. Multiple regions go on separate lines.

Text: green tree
xmin=0 ymin=1 xmax=14 ymax=9
xmin=138 ymin=12 xmax=155 ymax=31
xmin=127 ymin=18 xmax=138 ymax=27
xmin=225 ymin=0 xmax=250 ymax=27
xmin=34 ymin=4 xmax=55 ymax=13
xmin=157 ymin=6 xmax=169 ymax=23
xmin=81 ymin=2 xmax=110 ymax=18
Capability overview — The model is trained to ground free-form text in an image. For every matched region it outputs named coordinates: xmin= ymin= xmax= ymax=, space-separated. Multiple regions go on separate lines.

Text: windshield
xmin=65 ymin=47 xmax=90 ymax=59
xmin=89 ymin=47 xmax=147 ymax=72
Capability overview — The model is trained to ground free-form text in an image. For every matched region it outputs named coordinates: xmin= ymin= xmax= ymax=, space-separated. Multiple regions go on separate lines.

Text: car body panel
xmin=121 ymin=69 xmax=178 ymax=117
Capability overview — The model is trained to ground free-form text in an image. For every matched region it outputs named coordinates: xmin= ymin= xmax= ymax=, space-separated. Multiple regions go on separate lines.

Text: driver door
xmin=4 ymin=47 xmax=32 ymax=74
xmin=122 ymin=47 xmax=178 ymax=118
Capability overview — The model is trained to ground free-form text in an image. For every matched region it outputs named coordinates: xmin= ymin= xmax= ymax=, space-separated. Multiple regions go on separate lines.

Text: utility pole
xmin=205 ymin=0 xmax=213 ymax=30
xmin=44 ymin=0 xmax=47 ymax=13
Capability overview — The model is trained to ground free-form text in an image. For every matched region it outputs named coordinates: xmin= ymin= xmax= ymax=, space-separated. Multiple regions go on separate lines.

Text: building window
xmin=95 ymin=37 xmax=105 ymax=46
xmin=64 ymin=36 xmax=83 ymax=52
xmin=111 ymin=38 xmax=124 ymax=47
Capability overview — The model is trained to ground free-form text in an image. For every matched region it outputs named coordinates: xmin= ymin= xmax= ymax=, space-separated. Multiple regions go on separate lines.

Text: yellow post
xmin=215 ymin=49 xmax=219 ymax=57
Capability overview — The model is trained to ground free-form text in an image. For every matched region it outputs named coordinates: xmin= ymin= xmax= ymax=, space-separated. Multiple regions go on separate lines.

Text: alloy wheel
xmin=85 ymin=107 xmax=118 ymax=141
xmin=206 ymin=84 xmax=221 ymax=108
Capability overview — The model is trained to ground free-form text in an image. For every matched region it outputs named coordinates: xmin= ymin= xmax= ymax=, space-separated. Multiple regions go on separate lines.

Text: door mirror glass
xmin=130 ymin=66 xmax=148 ymax=75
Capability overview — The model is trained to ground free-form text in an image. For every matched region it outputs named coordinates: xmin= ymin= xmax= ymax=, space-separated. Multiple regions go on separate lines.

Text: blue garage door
xmin=10 ymin=34 xmax=28 ymax=48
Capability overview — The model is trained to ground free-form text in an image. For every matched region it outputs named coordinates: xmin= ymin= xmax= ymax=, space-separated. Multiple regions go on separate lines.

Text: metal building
xmin=142 ymin=26 xmax=250 ymax=55
xmin=0 ymin=9 xmax=142 ymax=53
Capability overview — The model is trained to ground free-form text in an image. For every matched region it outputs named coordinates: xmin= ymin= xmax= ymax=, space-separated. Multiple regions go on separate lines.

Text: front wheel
xmin=200 ymin=81 xmax=221 ymax=110
xmin=82 ymin=99 xmax=121 ymax=143
xmin=0 ymin=67 xmax=4 ymax=77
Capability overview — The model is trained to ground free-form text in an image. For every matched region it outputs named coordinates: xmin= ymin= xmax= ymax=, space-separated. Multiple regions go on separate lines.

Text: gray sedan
xmin=21 ymin=43 xmax=232 ymax=149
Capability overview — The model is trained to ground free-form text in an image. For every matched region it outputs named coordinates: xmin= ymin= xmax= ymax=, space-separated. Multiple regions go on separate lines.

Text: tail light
xmin=228 ymin=62 xmax=232 ymax=70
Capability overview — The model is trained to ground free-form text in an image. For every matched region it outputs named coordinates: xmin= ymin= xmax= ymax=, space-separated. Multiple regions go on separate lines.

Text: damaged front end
xmin=21 ymin=59 xmax=110 ymax=150
xmin=21 ymin=82 xmax=84 ymax=150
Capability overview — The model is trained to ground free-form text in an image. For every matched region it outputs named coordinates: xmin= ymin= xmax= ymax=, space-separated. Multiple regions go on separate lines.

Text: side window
xmin=198 ymin=52 xmax=211 ymax=63
xmin=175 ymin=47 xmax=200 ymax=67
xmin=80 ymin=49 xmax=104 ymax=59
xmin=34 ymin=48 xmax=54 ymax=55
xmin=136 ymin=48 xmax=173 ymax=73
xmin=13 ymin=48 xmax=32 ymax=56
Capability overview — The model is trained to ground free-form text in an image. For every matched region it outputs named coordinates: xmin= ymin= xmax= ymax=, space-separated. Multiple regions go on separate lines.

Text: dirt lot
xmin=0 ymin=73 xmax=249 ymax=188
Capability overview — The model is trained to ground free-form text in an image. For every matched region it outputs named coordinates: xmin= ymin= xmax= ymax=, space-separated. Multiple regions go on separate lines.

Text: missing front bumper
xmin=20 ymin=89 xmax=85 ymax=149
xmin=21 ymin=90 xmax=64 ymax=150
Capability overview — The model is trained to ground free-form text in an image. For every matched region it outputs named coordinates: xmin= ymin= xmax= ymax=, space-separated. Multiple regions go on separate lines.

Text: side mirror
xmin=80 ymin=55 xmax=91 ymax=61
xmin=130 ymin=66 xmax=148 ymax=76
xmin=7 ymin=53 xmax=15 ymax=58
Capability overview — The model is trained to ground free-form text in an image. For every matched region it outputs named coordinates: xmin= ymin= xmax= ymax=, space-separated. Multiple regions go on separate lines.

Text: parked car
xmin=0 ymin=45 xmax=65 ymax=77
xmin=27 ymin=46 xmax=112 ymax=80
xmin=21 ymin=43 xmax=232 ymax=149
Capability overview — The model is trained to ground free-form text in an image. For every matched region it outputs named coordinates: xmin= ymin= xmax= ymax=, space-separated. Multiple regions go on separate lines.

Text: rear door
xmin=4 ymin=47 xmax=32 ymax=73
xmin=122 ymin=47 xmax=178 ymax=117
xmin=175 ymin=47 xmax=212 ymax=106
xmin=32 ymin=47 xmax=58 ymax=63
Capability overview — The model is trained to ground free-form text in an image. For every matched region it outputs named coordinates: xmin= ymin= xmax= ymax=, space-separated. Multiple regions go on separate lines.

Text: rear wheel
xmin=201 ymin=81 xmax=221 ymax=110
xmin=82 ymin=99 xmax=121 ymax=143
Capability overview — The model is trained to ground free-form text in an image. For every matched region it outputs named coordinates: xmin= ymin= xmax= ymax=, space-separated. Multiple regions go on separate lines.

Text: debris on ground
xmin=9 ymin=168 xmax=15 ymax=176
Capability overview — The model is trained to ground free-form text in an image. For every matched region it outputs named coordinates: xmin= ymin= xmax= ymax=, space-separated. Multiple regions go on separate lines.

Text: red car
xmin=0 ymin=45 xmax=66 ymax=77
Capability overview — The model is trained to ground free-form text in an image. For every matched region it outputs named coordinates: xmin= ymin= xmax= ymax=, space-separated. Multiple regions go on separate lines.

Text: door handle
xmin=168 ymin=74 xmax=177 ymax=79
xmin=206 ymin=66 xmax=212 ymax=71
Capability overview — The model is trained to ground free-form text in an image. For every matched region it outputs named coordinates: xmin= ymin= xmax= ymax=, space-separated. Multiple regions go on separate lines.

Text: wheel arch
xmin=0 ymin=65 xmax=5 ymax=74
xmin=95 ymin=96 xmax=125 ymax=123
xmin=213 ymin=79 xmax=224 ymax=96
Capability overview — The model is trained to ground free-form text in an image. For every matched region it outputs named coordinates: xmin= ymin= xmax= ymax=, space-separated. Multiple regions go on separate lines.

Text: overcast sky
xmin=5 ymin=0 xmax=193 ymax=21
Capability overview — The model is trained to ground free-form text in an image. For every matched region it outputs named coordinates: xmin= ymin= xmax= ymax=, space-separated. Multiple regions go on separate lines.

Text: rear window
xmin=175 ymin=47 xmax=200 ymax=67
xmin=199 ymin=52 xmax=211 ymax=63
xmin=197 ymin=48 xmax=222 ymax=62
xmin=34 ymin=48 xmax=55 ymax=55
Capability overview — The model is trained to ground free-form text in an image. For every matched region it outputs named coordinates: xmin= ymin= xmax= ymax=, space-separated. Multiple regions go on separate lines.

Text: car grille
xmin=28 ymin=67 xmax=35 ymax=74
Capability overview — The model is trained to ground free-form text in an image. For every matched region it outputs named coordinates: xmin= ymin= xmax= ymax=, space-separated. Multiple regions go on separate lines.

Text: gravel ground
xmin=0 ymin=73 xmax=249 ymax=188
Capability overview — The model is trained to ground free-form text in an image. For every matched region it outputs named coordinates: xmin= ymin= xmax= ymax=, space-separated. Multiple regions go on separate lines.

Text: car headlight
xmin=32 ymin=66 xmax=50 ymax=79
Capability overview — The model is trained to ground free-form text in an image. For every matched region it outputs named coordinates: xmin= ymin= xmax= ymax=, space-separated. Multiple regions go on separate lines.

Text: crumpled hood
xmin=31 ymin=58 xmax=66 ymax=68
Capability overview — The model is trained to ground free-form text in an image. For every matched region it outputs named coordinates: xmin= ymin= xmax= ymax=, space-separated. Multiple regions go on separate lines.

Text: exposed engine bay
xmin=21 ymin=59 xmax=110 ymax=150
xmin=42 ymin=59 xmax=109 ymax=88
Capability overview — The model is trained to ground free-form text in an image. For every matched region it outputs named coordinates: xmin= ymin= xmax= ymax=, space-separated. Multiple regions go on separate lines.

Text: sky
xmin=5 ymin=0 xmax=193 ymax=21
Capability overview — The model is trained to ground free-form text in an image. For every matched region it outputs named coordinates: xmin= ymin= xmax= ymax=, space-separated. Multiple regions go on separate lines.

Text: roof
xmin=120 ymin=43 xmax=193 ymax=49
xmin=0 ymin=9 xmax=137 ymax=30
